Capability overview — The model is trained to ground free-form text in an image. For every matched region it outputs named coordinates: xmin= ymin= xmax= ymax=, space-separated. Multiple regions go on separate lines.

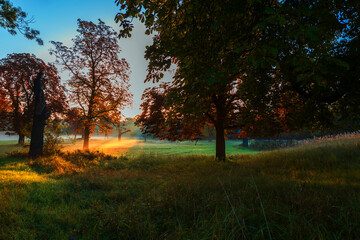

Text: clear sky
xmin=0 ymin=0 xmax=166 ymax=118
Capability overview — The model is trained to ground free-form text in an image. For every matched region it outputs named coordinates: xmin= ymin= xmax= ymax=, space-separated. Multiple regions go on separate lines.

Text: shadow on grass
xmin=0 ymin=153 xmax=27 ymax=168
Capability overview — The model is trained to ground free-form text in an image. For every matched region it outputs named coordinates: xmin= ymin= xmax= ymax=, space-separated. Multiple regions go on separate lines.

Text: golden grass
xmin=62 ymin=138 xmax=140 ymax=155
xmin=0 ymin=169 xmax=50 ymax=184
xmin=298 ymin=131 xmax=360 ymax=146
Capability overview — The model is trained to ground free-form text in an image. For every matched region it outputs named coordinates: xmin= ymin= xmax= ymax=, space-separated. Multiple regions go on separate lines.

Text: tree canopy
xmin=0 ymin=53 xmax=67 ymax=144
xmin=0 ymin=0 xmax=42 ymax=44
xmin=50 ymin=19 xmax=132 ymax=150
xmin=116 ymin=0 xmax=360 ymax=160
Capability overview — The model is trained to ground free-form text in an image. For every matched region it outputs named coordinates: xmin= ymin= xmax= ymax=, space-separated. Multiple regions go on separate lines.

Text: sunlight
xmin=62 ymin=138 xmax=140 ymax=155
xmin=0 ymin=170 xmax=50 ymax=184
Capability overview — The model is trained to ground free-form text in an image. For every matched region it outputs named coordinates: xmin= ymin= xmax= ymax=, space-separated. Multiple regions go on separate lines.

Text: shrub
xmin=28 ymin=155 xmax=79 ymax=175
xmin=43 ymin=133 xmax=63 ymax=156
xmin=26 ymin=150 xmax=117 ymax=176
xmin=61 ymin=150 xmax=116 ymax=167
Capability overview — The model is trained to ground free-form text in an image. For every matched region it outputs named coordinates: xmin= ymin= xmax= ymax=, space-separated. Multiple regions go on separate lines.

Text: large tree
xmin=0 ymin=53 xmax=67 ymax=144
xmin=117 ymin=0 xmax=287 ymax=160
xmin=50 ymin=19 xmax=132 ymax=150
xmin=0 ymin=0 xmax=42 ymax=44
xmin=117 ymin=0 xmax=360 ymax=160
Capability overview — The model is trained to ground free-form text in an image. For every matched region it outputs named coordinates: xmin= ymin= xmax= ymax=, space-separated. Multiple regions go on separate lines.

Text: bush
xmin=29 ymin=155 xmax=79 ymax=175
xmin=43 ymin=120 xmax=67 ymax=156
xmin=61 ymin=150 xmax=116 ymax=167
xmin=27 ymin=150 xmax=117 ymax=176
xmin=43 ymin=133 xmax=63 ymax=156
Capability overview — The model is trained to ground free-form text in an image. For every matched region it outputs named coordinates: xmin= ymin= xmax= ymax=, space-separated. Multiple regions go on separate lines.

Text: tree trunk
xmin=118 ymin=132 xmax=122 ymax=141
xmin=118 ymin=124 xmax=122 ymax=141
xmin=83 ymin=125 xmax=90 ymax=150
xmin=29 ymin=71 xmax=49 ymax=159
xmin=215 ymin=123 xmax=226 ymax=161
xmin=243 ymin=138 xmax=248 ymax=147
xmin=18 ymin=134 xmax=25 ymax=145
xmin=29 ymin=113 xmax=47 ymax=158
xmin=214 ymin=95 xmax=226 ymax=161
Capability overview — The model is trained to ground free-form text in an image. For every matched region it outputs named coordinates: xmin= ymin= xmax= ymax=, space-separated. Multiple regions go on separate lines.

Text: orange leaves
xmin=51 ymin=19 xmax=132 ymax=140
xmin=0 ymin=53 xmax=67 ymax=134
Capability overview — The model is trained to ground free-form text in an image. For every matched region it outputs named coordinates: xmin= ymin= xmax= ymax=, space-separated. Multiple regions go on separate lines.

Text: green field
xmin=0 ymin=138 xmax=257 ymax=157
xmin=0 ymin=141 xmax=26 ymax=155
xmin=127 ymin=139 xmax=258 ymax=156
xmin=0 ymin=137 xmax=359 ymax=239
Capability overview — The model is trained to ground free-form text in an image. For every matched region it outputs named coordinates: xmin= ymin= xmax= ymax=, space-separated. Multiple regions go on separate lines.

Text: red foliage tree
xmin=0 ymin=53 xmax=67 ymax=144
xmin=65 ymin=107 xmax=83 ymax=138
xmin=50 ymin=19 xmax=132 ymax=149
xmin=136 ymin=83 xmax=205 ymax=141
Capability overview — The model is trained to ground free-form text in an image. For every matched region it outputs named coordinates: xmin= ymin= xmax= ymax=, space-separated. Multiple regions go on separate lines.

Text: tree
xmin=50 ymin=19 xmax=132 ymax=150
xmin=117 ymin=0 xmax=285 ymax=160
xmin=0 ymin=53 xmax=67 ymax=145
xmin=135 ymin=83 xmax=204 ymax=141
xmin=264 ymin=0 xmax=360 ymax=132
xmin=0 ymin=0 xmax=42 ymax=44
xmin=116 ymin=121 xmax=130 ymax=141
xmin=117 ymin=0 xmax=360 ymax=160
xmin=28 ymin=71 xmax=49 ymax=158
xmin=65 ymin=107 xmax=83 ymax=139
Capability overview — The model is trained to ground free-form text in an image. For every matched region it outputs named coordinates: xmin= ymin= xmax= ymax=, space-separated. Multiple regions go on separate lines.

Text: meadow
xmin=0 ymin=137 xmax=359 ymax=239
xmin=60 ymin=138 xmax=259 ymax=156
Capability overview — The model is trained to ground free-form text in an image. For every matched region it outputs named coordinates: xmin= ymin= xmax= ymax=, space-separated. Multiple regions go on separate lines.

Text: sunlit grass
xmin=0 ymin=157 xmax=52 ymax=187
xmin=0 ymin=137 xmax=359 ymax=239
xmin=62 ymin=138 xmax=140 ymax=155
xmin=0 ymin=169 xmax=50 ymax=184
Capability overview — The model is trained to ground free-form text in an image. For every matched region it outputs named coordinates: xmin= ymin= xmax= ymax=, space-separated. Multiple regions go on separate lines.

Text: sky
xmin=0 ymin=0 xmax=169 ymax=118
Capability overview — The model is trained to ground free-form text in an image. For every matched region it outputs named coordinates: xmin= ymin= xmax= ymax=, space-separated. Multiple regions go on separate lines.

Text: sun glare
xmin=62 ymin=138 xmax=140 ymax=155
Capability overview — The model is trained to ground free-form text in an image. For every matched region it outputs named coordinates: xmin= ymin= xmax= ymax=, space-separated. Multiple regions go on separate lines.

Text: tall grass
xmin=0 ymin=137 xmax=359 ymax=239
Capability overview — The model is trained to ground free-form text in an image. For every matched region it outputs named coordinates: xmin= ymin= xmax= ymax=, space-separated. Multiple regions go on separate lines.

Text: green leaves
xmin=0 ymin=0 xmax=42 ymax=44
xmin=117 ymin=0 xmax=360 ymax=138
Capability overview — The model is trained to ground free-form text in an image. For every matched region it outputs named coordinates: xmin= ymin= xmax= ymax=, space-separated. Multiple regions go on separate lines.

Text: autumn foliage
xmin=50 ymin=19 xmax=132 ymax=149
xmin=136 ymin=83 xmax=204 ymax=141
xmin=0 ymin=53 xmax=67 ymax=144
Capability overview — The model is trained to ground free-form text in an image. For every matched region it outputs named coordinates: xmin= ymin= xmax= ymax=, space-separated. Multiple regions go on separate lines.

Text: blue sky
xmin=0 ymin=0 xmax=164 ymax=117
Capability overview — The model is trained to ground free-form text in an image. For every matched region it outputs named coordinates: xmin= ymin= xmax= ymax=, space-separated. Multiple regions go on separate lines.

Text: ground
xmin=0 ymin=136 xmax=359 ymax=239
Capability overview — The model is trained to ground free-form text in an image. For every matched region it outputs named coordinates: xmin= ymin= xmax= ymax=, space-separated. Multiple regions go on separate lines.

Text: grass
xmin=0 ymin=138 xmax=258 ymax=157
xmin=0 ymin=137 xmax=359 ymax=239
xmin=0 ymin=141 xmax=26 ymax=155
xmin=127 ymin=139 xmax=258 ymax=156
xmin=57 ymin=138 xmax=259 ymax=156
